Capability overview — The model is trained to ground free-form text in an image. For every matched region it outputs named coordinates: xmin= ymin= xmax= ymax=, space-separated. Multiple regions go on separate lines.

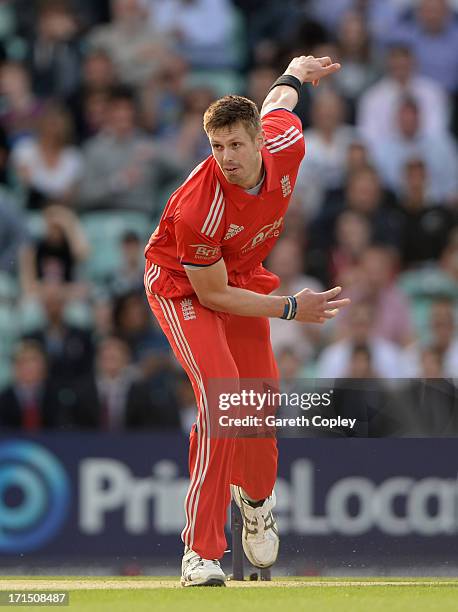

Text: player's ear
xmin=256 ymin=129 xmax=265 ymax=152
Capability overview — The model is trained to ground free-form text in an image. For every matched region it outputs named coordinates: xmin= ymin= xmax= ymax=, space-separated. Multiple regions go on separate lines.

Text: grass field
xmin=1 ymin=577 xmax=458 ymax=611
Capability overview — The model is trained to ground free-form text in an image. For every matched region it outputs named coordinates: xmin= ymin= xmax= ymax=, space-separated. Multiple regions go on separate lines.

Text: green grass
xmin=1 ymin=577 xmax=458 ymax=612
xmin=73 ymin=586 xmax=458 ymax=612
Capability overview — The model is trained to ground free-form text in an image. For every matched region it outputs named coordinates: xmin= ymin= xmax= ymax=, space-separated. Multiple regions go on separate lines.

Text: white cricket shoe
xmin=230 ymin=485 xmax=279 ymax=568
xmin=180 ymin=546 xmax=226 ymax=587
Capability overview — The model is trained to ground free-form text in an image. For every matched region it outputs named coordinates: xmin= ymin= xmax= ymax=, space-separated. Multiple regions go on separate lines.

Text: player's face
xmin=209 ymin=122 xmax=264 ymax=189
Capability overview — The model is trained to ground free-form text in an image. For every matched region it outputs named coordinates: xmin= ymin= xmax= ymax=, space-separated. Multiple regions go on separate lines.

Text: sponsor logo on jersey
xmin=241 ymin=217 xmax=284 ymax=252
xmin=190 ymin=244 xmax=221 ymax=260
xmin=223 ymin=224 xmax=244 ymax=240
xmin=281 ymin=175 xmax=292 ymax=197
xmin=181 ymin=298 xmax=196 ymax=321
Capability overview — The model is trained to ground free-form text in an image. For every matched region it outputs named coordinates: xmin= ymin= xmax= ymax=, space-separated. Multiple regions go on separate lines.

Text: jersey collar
xmin=213 ymin=148 xmax=280 ymax=210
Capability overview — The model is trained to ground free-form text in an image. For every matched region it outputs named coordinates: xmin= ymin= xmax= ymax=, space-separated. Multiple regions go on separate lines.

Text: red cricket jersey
xmin=144 ymin=109 xmax=305 ymax=298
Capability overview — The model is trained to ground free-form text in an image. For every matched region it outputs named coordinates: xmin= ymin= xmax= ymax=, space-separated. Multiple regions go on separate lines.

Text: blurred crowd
xmin=0 ymin=0 xmax=457 ymax=434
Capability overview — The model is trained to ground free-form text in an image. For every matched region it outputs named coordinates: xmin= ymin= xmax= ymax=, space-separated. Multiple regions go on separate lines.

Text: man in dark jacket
xmin=0 ymin=340 xmax=78 ymax=429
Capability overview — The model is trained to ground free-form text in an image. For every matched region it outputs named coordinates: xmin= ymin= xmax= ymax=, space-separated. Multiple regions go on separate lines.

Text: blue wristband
xmin=280 ymin=296 xmax=297 ymax=320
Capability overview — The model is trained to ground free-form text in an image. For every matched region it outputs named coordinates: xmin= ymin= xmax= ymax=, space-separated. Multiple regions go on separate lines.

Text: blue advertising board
xmin=0 ymin=434 xmax=457 ymax=568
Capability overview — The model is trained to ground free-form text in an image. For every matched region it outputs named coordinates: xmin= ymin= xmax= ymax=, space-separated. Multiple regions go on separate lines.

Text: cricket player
xmin=144 ymin=55 xmax=349 ymax=586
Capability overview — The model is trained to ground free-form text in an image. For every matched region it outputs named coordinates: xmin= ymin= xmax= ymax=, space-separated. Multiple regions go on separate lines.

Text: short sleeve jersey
xmin=144 ymin=109 xmax=305 ymax=298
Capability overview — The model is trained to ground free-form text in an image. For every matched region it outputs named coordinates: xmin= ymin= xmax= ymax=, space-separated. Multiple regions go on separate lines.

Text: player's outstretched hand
xmin=294 ymin=286 xmax=351 ymax=324
xmin=285 ymin=55 xmax=341 ymax=88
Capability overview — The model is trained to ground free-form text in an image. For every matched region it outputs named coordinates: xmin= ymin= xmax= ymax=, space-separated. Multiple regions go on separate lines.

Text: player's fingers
xmin=316 ymin=56 xmax=332 ymax=67
xmin=321 ymin=286 xmax=342 ymax=300
xmin=322 ymin=309 xmax=339 ymax=319
xmin=312 ymin=79 xmax=320 ymax=87
xmin=326 ymin=298 xmax=351 ymax=309
xmin=320 ymin=63 xmax=341 ymax=77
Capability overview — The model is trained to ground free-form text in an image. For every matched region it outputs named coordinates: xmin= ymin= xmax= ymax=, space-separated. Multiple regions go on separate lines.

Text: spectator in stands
xmin=267 ymin=237 xmax=323 ymax=361
xmin=87 ymin=0 xmax=169 ymax=86
xmin=74 ymin=89 xmax=111 ymax=145
xmin=404 ymin=298 xmax=458 ymax=377
xmin=345 ymin=342 xmax=376 ymax=378
xmin=66 ymin=49 xmax=118 ymax=143
xmin=159 ymin=86 xmax=214 ymax=169
xmin=276 ymin=345 xmax=305 ymax=381
xmin=299 ymin=90 xmax=355 ymax=199
xmin=0 ymin=61 xmax=45 ymax=146
xmin=147 ymin=0 xmax=236 ymax=69
xmin=245 ymin=65 xmax=277 ymax=111
xmin=387 ymin=0 xmax=458 ymax=93
xmin=79 ymin=87 xmax=183 ymax=216
xmin=334 ymin=10 xmax=379 ymax=113
xmin=0 ymin=340 xmax=78 ymax=429
xmin=297 ymin=136 xmax=373 ymax=231
xmin=430 ymin=299 xmax=458 ymax=369
xmin=344 ymin=166 xmax=402 ymax=246
xmin=420 ymin=346 xmax=447 ymax=378
xmin=106 ymin=230 xmax=145 ymax=296
xmin=400 ymin=346 xmax=458 ymax=435
xmin=369 ymin=97 xmax=458 ymax=202
xmin=316 ymin=300 xmax=408 ymax=378
xmin=19 ymin=204 xmax=90 ymax=295
xmin=76 ymin=336 xmax=179 ymax=429
xmin=24 ymin=0 xmax=83 ymax=98
xmin=233 ymin=0 xmax=299 ymax=69
xmin=125 ymin=380 xmax=180 ymax=429
xmin=328 ymin=210 xmax=371 ymax=287
xmin=112 ymin=289 xmax=170 ymax=369
xmin=330 ymin=342 xmax=400 ymax=437
xmin=92 ymin=294 xmax=115 ymax=341
xmin=396 ymin=229 xmax=458 ymax=330
xmin=311 ymin=165 xmax=402 ymax=258
xmin=268 ymin=237 xmax=323 ymax=359
xmin=25 ymin=282 xmax=94 ymax=385
xmin=74 ymin=335 xmax=137 ymax=429
xmin=357 ymin=44 xmax=450 ymax=145
xmin=340 ymin=245 xmax=415 ymax=347
xmin=307 ymin=0 xmax=402 ymax=40
xmin=12 ymin=104 xmax=83 ymax=209
xmin=397 ymin=158 xmax=456 ymax=266
xmin=440 ymin=230 xmax=458 ymax=286
xmin=77 ymin=48 xmax=117 ymax=93
xmin=0 ymin=194 xmax=29 ymax=275
xmin=275 ymin=345 xmax=316 ymax=424
xmin=139 ymin=54 xmax=189 ymax=136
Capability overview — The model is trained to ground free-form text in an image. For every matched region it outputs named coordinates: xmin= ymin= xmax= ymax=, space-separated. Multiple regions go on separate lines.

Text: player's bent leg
xmin=226 ymin=313 xmax=279 ymax=498
xmin=230 ymin=484 xmax=279 ymax=569
xmin=147 ymin=292 xmax=238 ymax=581
xmin=225 ymin=313 xmax=280 ymax=567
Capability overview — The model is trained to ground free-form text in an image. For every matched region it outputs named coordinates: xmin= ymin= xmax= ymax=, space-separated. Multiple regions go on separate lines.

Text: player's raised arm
xmin=261 ymin=55 xmax=341 ymax=117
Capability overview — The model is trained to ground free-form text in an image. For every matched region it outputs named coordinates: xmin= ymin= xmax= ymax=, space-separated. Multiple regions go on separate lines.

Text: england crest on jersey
xmin=181 ymin=298 xmax=196 ymax=321
xmin=281 ymin=175 xmax=291 ymax=198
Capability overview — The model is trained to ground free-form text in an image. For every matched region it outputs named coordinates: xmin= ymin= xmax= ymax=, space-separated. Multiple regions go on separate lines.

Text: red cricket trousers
xmin=147 ymin=292 xmax=278 ymax=560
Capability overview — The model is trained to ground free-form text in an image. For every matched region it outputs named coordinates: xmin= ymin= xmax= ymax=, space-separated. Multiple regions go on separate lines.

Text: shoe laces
xmin=242 ymin=503 xmax=274 ymax=538
xmin=186 ymin=550 xmax=221 ymax=572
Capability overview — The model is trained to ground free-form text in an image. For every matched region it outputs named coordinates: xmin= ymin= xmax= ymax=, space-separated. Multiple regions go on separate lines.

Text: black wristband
xmin=267 ymin=74 xmax=302 ymax=97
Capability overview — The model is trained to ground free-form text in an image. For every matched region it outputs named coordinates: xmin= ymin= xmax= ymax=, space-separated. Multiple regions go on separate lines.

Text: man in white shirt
xmin=357 ymin=44 xmax=449 ymax=145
